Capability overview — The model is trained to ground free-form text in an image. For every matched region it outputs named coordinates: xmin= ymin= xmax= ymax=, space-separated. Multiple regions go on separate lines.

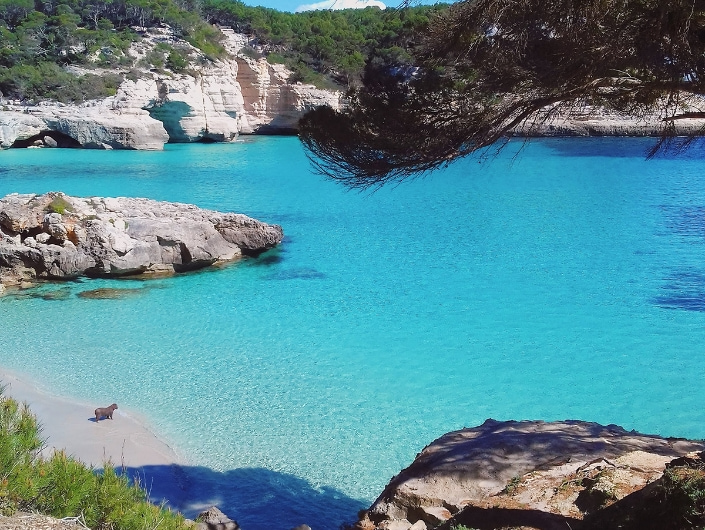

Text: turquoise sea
xmin=1 ymin=136 xmax=705 ymax=529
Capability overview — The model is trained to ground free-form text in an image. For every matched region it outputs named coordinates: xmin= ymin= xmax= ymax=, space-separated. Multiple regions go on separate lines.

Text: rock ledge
xmin=0 ymin=192 xmax=283 ymax=287
xmin=355 ymin=419 xmax=705 ymax=530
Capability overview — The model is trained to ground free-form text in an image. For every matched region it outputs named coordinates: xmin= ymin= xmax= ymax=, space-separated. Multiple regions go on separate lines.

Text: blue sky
xmin=241 ymin=0 xmax=447 ymax=14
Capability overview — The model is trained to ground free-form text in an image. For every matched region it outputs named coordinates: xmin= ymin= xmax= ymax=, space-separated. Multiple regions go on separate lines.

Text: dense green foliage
xmin=0 ymin=0 xmax=224 ymax=101
xmin=0 ymin=389 xmax=188 ymax=530
xmin=201 ymin=1 xmax=445 ymax=86
xmin=0 ymin=0 xmax=447 ymax=101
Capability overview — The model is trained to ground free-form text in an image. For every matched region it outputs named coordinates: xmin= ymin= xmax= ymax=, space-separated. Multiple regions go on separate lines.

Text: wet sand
xmin=0 ymin=369 xmax=237 ymax=519
xmin=0 ymin=369 xmax=182 ymax=469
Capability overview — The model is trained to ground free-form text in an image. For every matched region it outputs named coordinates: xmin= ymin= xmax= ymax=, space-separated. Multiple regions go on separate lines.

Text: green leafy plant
xmin=46 ymin=196 xmax=74 ymax=215
xmin=0 ymin=388 xmax=189 ymax=530
xmin=501 ymin=475 xmax=522 ymax=495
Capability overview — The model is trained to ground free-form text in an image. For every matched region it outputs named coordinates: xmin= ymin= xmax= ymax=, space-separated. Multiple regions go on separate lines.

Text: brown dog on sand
xmin=94 ymin=403 xmax=118 ymax=422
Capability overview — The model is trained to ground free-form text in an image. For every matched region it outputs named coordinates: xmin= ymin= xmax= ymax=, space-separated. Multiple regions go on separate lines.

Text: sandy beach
xmin=0 ymin=369 xmax=182 ymax=469
xmin=0 ymin=370 xmax=240 ymax=519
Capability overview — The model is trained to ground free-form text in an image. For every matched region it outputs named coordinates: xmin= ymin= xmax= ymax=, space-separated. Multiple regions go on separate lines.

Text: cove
xmin=1 ymin=136 xmax=705 ymax=529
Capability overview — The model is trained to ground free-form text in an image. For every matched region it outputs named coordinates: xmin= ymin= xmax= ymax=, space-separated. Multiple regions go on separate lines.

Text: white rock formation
xmin=0 ymin=191 xmax=284 ymax=286
xmin=0 ymin=26 xmax=342 ymax=150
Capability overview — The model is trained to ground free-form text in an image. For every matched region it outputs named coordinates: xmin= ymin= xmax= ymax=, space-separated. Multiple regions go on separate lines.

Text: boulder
xmin=196 ymin=506 xmax=240 ymax=530
xmin=357 ymin=419 xmax=705 ymax=530
xmin=0 ymin=192 xmax=283 ymax=287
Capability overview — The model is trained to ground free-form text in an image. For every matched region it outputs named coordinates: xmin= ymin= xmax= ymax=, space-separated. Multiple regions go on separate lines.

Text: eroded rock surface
xmin=0 ymin=192 xmax=283 ymax=287
xmin=355 ymin=419 xmax=705 ymax=530
xmin=0 ymin=27 xmax=341 ymax=150
xmin=196 ymin=506 xmax=240 ymax=530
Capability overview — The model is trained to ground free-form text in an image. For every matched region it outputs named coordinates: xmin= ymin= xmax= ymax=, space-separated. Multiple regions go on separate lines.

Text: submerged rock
xmin=77 ymin=287 xmax=145 ymax=299
xmin=355 ymin=419 xmax=705 ymax=530
xmin=0 ymin=192 xmax=283 ymax=287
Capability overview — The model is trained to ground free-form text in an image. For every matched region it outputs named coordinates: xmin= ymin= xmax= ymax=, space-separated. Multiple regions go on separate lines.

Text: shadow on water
xmin=123 ymin=465 xmax=366 ymax=530
xmin=244 ymin=246 xmax=287 ymax=267
xmin=541 ymin=136 xmax=705 ymax=159
xmin=661 ymin=205 xmax=705 ymax=238
xmin=654 ymin=270 xmax=705 ymax=311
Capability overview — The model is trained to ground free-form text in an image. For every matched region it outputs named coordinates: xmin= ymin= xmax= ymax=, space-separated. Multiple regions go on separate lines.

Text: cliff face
xmin=355 ymin=419 xmax=705 ymax=530
xmin=0 ymin=27 xmax=341 ymax=150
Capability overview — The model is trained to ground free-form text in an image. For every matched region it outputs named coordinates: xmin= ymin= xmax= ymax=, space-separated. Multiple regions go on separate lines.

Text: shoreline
xmin=0 ymin=368 xmax=183 ymax=469
xmin=0 ymin=368 xmax=200 ymax=515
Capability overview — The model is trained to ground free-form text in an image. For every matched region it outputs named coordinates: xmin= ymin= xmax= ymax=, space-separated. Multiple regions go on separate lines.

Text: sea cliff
xmin=0 ymin=27 xmax=341 ymax=151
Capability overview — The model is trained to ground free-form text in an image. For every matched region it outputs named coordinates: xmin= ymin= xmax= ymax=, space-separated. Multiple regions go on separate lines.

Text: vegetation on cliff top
xmin=0 ymin=0 xmax=447 ymax=102
xmin=0 ymin=388 xmax=188 ymax=530
xmin=200 ymin=0 xmax=444 ymax=86
xmin=0 ymin=0 xmax=225 ymax=101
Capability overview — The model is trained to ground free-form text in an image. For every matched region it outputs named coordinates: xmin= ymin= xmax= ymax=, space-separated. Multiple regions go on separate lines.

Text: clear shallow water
xmin=2 ymin=137 xmax=705 ymax=529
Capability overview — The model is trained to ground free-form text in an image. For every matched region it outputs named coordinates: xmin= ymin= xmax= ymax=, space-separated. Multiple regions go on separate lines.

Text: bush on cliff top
xmin=0 ymin=387 xmax=188 ymax=530
xmin=202 ymin=0 xmax=445 ymax=88
xmin=0 ymin=0 xmax=225 ymax=101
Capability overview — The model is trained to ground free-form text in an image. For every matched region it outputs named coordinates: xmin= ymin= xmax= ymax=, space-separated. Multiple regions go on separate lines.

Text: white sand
xmin=0 ymin=369 xmax=182 ymax=469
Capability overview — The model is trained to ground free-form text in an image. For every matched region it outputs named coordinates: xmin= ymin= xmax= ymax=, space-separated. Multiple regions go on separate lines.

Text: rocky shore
xmin=514 ymin=106 xmax=705 ymax=138
xmin=0 ymin=192 xmax=283 ymax=288
xmin=354 ymin=419 xmax=705 ymax=530
xmin=2 ymin=24 xmax=704 ymax=151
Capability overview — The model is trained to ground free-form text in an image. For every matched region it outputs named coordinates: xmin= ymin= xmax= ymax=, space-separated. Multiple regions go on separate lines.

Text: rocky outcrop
xmin=0 ymin=512 xmax=86 ymax=530
xmin=0 ymin=192 xmax=283 ymax=287
xmin=195 ymin=506 xmax=240 ymax=530
xmin=513 ymin=105 xmax=705 ymax=137
xmin=354 ymin=419 xmax=705 ymax=530
xmin=0 ymin=27 xmax=342 ymax=150
xmin=0 ymin=104 xmax=169 ymax=150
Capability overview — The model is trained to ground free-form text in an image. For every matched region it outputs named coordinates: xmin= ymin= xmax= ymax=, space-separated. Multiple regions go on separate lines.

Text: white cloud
xmin=295 ymin=0 xmax=385 ymax=12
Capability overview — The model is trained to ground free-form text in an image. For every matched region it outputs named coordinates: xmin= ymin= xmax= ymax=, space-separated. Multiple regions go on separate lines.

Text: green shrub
xmin=46 ymin=196 xmax=74 ymax=215
xmin=266 ymin=52 xmax=286 ymax=64
xmin=240 ymin=45 xmax=262 ymax=60
xmin=0 ymin=389 xmax=189 ymax=530
xmin=658 ymin=466 xmax=705 ymax=528
xmin=141 ymin=49 xmax=166 ymax=69
xmin=166 ymin=48 xmax=189 ymax=72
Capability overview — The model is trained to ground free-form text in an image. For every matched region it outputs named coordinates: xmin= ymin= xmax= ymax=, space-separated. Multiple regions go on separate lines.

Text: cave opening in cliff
xmin=12 ymin=131 xmax=82 ymax=149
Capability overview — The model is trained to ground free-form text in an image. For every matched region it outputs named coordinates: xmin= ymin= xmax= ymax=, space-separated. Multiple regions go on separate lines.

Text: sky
xmin=241 ymin=0 xmax=447 ymax=15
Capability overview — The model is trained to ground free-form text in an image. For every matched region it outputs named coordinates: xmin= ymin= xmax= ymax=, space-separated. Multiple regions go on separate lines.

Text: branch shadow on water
xmin=122 ymin=464 xmax=367 ymax=530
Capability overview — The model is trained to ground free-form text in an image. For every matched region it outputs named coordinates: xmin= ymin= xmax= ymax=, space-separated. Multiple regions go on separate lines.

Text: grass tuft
xmin=46 ymin=196 xmax=74 ymax=215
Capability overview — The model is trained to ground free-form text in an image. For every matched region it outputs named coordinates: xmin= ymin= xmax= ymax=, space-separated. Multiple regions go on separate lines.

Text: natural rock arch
xmin=11 ymin=130 xmax=82 ymax=149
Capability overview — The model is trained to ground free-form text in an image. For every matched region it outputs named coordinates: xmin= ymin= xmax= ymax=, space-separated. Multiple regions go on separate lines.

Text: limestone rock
xmin=0 ymin=107 xmax=169 ymax=150
xmin=196 ymin=507 xmax=240 ymax=530
xmin=0 ymin=27 xmax=341 ymax=150
xmin=513 ymin=104 xmax=705 ymax=137
xmin=357 ymin=419 xmax=705 ymax=530
xmin=0 ymin=192 xmax=283 ymax=287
